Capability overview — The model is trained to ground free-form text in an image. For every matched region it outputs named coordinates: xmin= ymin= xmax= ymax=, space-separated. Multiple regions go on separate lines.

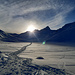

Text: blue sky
xmin=0 ymin=0 xmax=75 ymax=33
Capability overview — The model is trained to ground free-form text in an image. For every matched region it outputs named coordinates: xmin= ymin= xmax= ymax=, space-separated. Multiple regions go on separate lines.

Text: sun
xmin=26 ymin=25 xmax=36 ymax=32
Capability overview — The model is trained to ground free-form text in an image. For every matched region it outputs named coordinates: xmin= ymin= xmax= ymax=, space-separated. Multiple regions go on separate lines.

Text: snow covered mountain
xmin=47 ymin=22 xmax=75 ymax=43
xmin=0 ymin=22 xmax=75 ymax=43
xmin=0 ymin=26 xmax=54 ymax=42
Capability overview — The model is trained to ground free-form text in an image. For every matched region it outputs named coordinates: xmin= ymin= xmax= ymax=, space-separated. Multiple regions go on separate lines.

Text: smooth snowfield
xmin=0 ymin=42 xmax=75 ymax=75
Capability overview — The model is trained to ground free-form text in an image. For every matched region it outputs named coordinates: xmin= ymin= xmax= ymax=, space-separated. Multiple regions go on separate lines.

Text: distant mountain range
xmin=0 ymin=22 xmax=75 ymax=43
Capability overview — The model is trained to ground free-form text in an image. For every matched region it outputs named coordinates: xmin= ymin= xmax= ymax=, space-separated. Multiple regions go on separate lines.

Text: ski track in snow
xmin=9 ymin=42 xmax=32 ymax=56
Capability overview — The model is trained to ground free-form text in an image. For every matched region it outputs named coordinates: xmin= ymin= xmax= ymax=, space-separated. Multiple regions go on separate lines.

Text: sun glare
xmin=26 ymin=25 xmax=36 ymax=32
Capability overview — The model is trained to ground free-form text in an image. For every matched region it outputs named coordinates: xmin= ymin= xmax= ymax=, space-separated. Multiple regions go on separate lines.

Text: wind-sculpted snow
xmin=0 ymin=43 xmax=72 ymax=75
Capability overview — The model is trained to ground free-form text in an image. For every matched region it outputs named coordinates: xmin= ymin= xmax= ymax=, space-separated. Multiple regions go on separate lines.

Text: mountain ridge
xmin=0 ymin=22 xmax=75 ymax=43
xmin=47 ymin=22 xmax=75 ymax=43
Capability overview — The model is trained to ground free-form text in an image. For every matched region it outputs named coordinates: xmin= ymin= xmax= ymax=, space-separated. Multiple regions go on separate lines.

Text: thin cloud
xmin=43 ymin=7 xmax=74 ymax=29
xmin=0 ymin=0 xmax=75 ymax=33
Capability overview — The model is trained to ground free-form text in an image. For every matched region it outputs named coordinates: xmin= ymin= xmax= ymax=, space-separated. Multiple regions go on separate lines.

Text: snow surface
xmin=0 ymin=42 xmax=75 ymax=75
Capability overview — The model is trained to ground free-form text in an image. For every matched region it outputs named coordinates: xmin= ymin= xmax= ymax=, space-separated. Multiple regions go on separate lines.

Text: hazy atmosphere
xmin=0 ymin=0 xmax=75 ymax=33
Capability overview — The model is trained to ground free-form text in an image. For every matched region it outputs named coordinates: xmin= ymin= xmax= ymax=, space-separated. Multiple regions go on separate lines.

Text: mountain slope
xmin=47 ymin=22 xmax=75 ymax=43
